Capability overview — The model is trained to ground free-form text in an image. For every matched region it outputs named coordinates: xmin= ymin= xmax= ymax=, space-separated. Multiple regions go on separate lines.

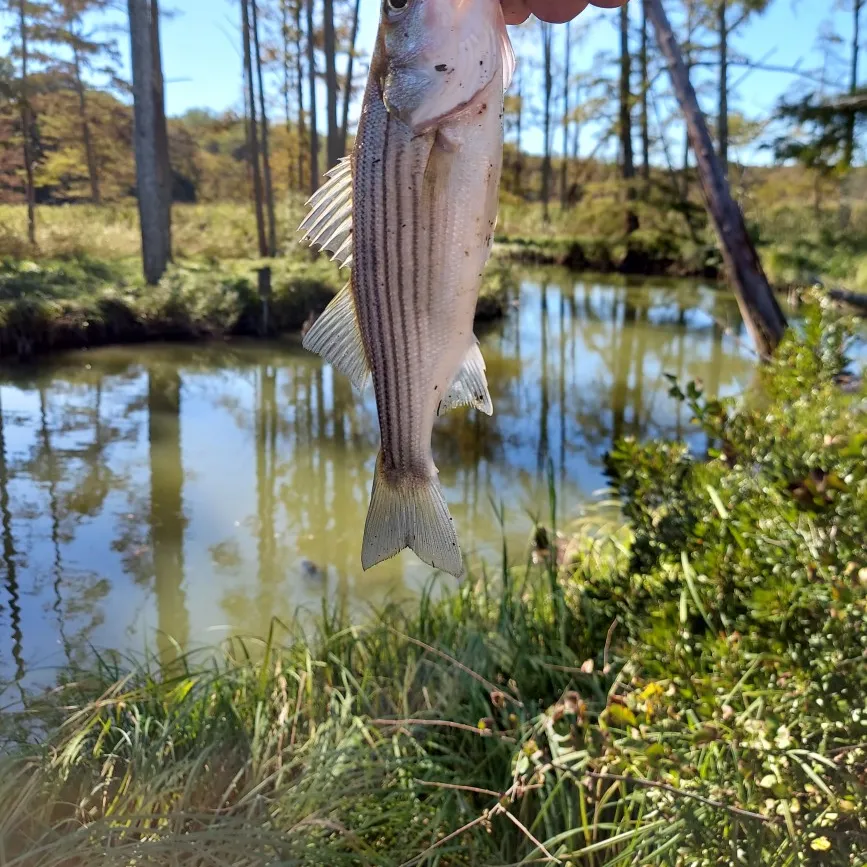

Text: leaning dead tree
xmin=646 ymin=0 xmax=787 ymax=358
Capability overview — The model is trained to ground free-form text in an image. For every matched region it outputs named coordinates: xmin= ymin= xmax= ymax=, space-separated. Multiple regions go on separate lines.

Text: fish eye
xmin=387 ymin=0 xmax=408 ymax=11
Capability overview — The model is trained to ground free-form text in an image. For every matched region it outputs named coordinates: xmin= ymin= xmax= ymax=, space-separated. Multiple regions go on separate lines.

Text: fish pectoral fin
xmin=302 ymin=283 xmax=370 ymax=390
xmin=437 ymin=339 xmax=493 ymax=417
xmin=499 ymin=19 xmax=516 ymax=92
xmin=298 ymin=156 xmax=354 ymax=270
xmin=362 ymin=456 xmax=464 ymax=580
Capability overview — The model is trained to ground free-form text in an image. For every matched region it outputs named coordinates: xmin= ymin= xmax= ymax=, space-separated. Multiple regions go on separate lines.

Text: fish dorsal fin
xmin=298 ymin=156 xmax=354 ymax=270
xmin=302 ymin=283 xmax=369 ymax=390
xmin=437 ymin=339 xmax=493 ymax=417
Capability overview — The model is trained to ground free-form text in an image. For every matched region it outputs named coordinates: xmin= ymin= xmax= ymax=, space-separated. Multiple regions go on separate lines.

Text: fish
xmin=298 ymin=0 xmax=515 ymax=579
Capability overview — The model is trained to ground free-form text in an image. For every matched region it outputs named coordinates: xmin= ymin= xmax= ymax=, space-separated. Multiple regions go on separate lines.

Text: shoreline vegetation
xmin=0 ymin=254 xmax=516 ymax=361
xmin=0 ymin=190 xmax=866 ymax=360
xmin=0 ymin=304 xmax=865 ymax=866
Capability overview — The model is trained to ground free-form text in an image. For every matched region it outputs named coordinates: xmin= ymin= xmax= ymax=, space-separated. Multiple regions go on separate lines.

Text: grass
xmin=0 ymin=197 xmax=354 ymax=357
xmin=0 ymin=301 xmax=864 ymax=866
xmin=0 ymin=248 xmax=517 ymax=360
xmin=493 ymin=176 xmax=867 ymax=293
xmin=0 ymin=201 xmax=310 ymax=262
xmin=4 ymin=181 xmax=867 ymax=293
xmin=0 ymin=255 xmax=340 ymax=359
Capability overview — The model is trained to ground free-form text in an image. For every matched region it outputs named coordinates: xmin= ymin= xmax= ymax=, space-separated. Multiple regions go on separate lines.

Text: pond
xmin=0 ymin=267 xmax=760 ymax=688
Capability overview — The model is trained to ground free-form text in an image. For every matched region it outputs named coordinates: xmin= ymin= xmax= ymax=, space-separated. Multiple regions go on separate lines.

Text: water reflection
xmin=0 ymin=271 xmax=763 ymax=689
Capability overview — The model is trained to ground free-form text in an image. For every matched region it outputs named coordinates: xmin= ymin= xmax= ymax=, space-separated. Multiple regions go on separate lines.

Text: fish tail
xmin=362 ymin=454 xmax=464 ymax=579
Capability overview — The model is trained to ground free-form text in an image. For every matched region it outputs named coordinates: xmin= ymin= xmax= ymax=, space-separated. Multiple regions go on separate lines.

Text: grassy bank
xmin=1 ymin=303 xmax=864 ymax=866
xmin=494 ymin=186 xmax=867 ymax=293
xmin=4 ymin=188 xmax=867 ymax=295
xmin=1 ymin=194 xmax=866 ymax=361
xmin=0 ymin=254 xmax=516 ymax=360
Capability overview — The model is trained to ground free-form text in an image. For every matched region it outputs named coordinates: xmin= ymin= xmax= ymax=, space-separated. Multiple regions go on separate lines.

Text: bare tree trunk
xmin=844 ymin=0 xmax=862 ymax=167
xmin=541 ymin=23 xmax=553 ymax=222
xmin=252 ymin=0 xmax=277 ymax=255
xmin=282 ymin=0 xmax=294 ymax=188
xmin=129 ymin=0 xmax=168 ymax=283
xmin=640 ymin=0 xmax=650 ymax=185
xmin=339 ymin=0 xmax=362 ymax=157
xmin=515 ymin=66 xmax=524 ymax=196
xmin=305 ymin=0 xmax=320 ymax=193
xmin=294 ymin=0 xmax=307 ymax=191
xmin=717 ymin=0 xmax=728 ymax=173
xmin=242 ymin=0 xmax=268 ymax=257
xmin=72 ymin=39 xmax=101 ymax=204
xmin=17 ymin=0 xmax=35 ymax=246
xmin=646 ymin=0 xmax=786 ymax=357
xmin=620 ymin=4 xmax=638 ymax=234
xmin=151 ymin=0 xmax=172 ymax=262
xmin=323 ymin=0 xmax=339 ymax=169
xmin=682 ymin=0 xmax=695 ymax=198
xmin=572 ymin=81 xmax=580 ymax=161
xmin=560 ymin=22 xmax=571 ymax=210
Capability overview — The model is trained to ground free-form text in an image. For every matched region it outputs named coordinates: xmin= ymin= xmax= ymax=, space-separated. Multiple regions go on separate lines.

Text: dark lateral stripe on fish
xmin=393 ymin=132 xmax=414 ymax=460
xmin=378 ymin=116 xmax=402 ymax=474
xmin=357 ymin=97 xmax=394 ymax=469
xmin=384 ymin=118 xmax=406 ymax=472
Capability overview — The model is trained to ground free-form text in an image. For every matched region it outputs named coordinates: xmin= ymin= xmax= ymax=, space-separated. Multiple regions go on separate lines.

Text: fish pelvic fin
xmin=362 ymin=455 xmax=464 ymax=579
xmin=437 ymin=338 xmax=493 ymax=417
xmin=302 ymin=283 xmax=370 ymax=390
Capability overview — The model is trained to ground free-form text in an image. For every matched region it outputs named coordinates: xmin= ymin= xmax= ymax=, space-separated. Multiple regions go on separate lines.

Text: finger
xmin=527 ymin=0 xmax=589 ymax=23
xmin=502 ymin=0 xmax=532 ymax=24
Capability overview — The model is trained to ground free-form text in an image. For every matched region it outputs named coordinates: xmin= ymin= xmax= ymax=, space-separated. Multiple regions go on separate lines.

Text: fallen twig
xmin=371 ymin=718 xmax=516 ymax=741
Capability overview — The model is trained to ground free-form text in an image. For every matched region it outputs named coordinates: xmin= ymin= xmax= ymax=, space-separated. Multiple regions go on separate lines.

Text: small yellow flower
xmin=810 ymin=837 xmax=831 ymax=852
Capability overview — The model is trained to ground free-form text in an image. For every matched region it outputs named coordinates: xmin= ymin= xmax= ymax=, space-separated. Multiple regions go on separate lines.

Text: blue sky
xmin=4 ymin=0 xmax=861 ymax=163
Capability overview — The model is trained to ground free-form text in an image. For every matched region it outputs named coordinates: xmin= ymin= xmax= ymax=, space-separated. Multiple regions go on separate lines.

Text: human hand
xmin=502 ymin=0 xmax=629 ymax=25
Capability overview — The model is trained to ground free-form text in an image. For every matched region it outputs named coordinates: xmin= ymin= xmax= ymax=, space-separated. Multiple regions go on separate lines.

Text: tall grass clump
xmin=0 ymin=302 xmax=865 ymax=866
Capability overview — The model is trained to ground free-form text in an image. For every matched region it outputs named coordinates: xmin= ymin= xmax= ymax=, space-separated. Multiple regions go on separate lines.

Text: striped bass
xmin=299 ymin=0 xmax=515 ymax=579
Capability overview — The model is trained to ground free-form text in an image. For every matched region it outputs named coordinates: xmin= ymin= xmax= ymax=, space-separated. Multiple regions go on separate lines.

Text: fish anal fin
xmin=301 ymin=284 xmax=370 ymax=390
xmin=362 ymin=456 xmax=464 ymax=579
xmin=437 ymin=340 xmax=493 ymax=417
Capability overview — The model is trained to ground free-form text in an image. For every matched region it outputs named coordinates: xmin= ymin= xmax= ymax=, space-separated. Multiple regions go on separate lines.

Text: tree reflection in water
xmin=0 ymin=271 xmax=760 ymax=687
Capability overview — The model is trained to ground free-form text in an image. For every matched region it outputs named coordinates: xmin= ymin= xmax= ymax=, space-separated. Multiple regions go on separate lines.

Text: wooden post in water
xmin=645 ymin=0 xmax=787 ymax=358
xmin=258 ymin=267 xmax=272 ymax=336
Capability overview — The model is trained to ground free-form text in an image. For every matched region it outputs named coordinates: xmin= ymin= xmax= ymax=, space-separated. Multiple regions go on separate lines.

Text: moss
xmin=0 ymin=255 xmax=341 ymax=359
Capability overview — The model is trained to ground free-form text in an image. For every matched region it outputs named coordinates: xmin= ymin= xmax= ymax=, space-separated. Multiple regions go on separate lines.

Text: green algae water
xmin=0 ymin=269 xmax=759 ymax=687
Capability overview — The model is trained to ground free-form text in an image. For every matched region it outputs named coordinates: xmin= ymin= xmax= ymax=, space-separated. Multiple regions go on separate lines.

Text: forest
xmin=0 ymin=0 xmax=864 ymax=293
